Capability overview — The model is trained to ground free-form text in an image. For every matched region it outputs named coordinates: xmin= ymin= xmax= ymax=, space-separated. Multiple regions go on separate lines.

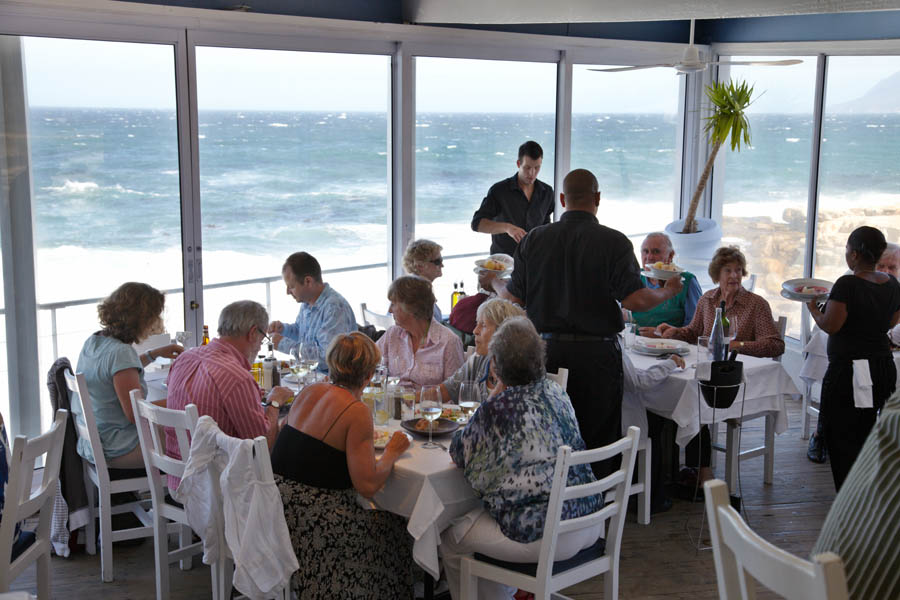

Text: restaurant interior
xmin=1 ymin=0 xmax=899 ymax=598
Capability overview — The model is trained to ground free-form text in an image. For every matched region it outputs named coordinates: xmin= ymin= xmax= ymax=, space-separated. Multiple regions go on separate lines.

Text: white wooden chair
xmin=65 ymin=370 xmax=154 ymax=582
xmin=546 ymin=368 xmax=568 ymax=390
xmin=360 ymin=302 xmax=393 ymax=330
xmin=0 ymin=409 xmax=68 ymax=599
xmin=130 ymin=391 xmax=206 ymax=600
xmin=459 ymin=426 xmax=640 ymax=600
xmin=704 ymin=479 xmax=849 ymax=600
xmin=628 ymin=437 xmax=652 ymax=526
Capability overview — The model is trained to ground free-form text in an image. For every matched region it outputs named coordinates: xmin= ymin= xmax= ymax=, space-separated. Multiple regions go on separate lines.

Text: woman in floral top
xmin=442 ymin=317 xmax=603 ymax=600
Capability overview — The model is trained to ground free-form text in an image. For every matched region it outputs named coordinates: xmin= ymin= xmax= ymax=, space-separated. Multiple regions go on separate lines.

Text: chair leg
xmin=153 ymin=516 xmax=170 ymax=600
xmin=37 ymin=548 xmax=51 ymax=600
xmin=764 ymin=414 xmax=775 ymax=485
xmin=604 ymin=561 xmax=619 ymax=600
xmin=801 ymin=383 xmax=812 ymax=440
xmin=460 ymin=558 xmax=477 ymax=600
xmin=179 ymin=524 xmax=192 ymax=571
xmin=99 ymin=491 xmax=114 ymax=582
xmin=84 ymin=481 xmax=97 ymax=556
xmin=637 ymin=441 xmax=651 ymax=525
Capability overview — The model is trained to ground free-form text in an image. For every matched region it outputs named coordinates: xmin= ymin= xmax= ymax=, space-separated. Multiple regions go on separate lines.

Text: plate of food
xmin=373 ymin=428 xmax=413 ymax=450
xmin=643 ymin=261 xmax=685 ymax=280
xmin=631 ymin=337 xmax=690 ymax=356
xmin=781 ymin=278 xmax=832 ymax=302
xmin=441 ymin=406 xmax=465 ymax=422
xmin=474 ymin=254 xmax=514 ymax=276
xmin=401 ymin=418 xmax=461 ymax=437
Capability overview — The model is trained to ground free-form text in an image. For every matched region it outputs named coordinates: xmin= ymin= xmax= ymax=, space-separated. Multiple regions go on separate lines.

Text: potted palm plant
xmin=666 ymin=79 xmax=755 ymax=261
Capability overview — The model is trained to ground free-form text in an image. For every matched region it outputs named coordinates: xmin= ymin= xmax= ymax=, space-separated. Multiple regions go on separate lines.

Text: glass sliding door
xmin=716 ymin=56 xmax=816 ymax=339
xmin=414 ymin=57 xmax=557 ymax=314
xmin=816 ymin=56 xmax=900 ymax=283
xmin=18 ymin=36 xmax=185 ymax=429
xmin=195 ymin=47 xmax=390 ymax=325
xmin=571 ymin=65 xmax=681 ymax=248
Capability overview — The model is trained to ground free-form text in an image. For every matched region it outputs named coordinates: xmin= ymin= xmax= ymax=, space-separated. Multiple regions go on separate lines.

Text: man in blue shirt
xmin=268 ymin=252 xmax=357 ymax=374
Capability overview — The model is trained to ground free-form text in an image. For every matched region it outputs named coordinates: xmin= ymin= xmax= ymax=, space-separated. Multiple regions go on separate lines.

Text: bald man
xmin=487 ymin=169 xmax=682 ymax=478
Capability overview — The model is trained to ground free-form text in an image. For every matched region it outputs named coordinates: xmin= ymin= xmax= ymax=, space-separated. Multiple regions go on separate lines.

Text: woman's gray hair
xmin=488 ymin=316 xmax=544 ymax=387
xmin=476 ymin=298 xmax=526 ymax=328
xmin=218 ymin=300 xmax=269 ymax=338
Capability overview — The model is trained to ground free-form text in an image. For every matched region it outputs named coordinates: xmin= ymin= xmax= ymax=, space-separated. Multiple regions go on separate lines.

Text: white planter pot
xmin=664 ymin=218 xmax=723 ymax=263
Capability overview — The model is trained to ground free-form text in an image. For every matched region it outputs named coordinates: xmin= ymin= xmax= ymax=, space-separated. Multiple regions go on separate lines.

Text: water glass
xmin=372 ymin=389 xmax=390 ymax=426
xmin=458 ymin=381 xmax=480 ymax=423
xmin=697 ymin=336 xmax=712 ymax=364
xmin=299 ymin=342 xmax=319 ymax=383
xmin=623 ymin=323 xmax=636 ymax=350
xmin=173 ymin=331 xmax=192 ymax=345
xmin=399 ymin=386 xmax=416 ymax=421
xmin=419 ymin=385 xmax=443 ymax=449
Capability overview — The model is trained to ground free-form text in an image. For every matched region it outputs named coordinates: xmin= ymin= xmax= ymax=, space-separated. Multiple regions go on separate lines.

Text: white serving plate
xmin=781 ymin=278 xmax=832 ymax=302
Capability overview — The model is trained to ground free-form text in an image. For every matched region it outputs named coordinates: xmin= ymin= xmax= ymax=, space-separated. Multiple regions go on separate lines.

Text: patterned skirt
xmin=275 ymin=475 xmax=414 ymax=600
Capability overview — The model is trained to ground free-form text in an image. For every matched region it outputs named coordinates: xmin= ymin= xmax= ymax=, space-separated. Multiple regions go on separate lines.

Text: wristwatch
xmin=262 ymin=398 xmax=281 ymax=409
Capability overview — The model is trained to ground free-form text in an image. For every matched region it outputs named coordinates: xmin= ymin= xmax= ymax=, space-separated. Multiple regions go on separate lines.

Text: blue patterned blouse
xmin=449 ymin=377 xmax=602 ymax=544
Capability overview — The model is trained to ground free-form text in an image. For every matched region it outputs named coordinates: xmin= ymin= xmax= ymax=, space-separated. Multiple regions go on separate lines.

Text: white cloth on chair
xmin=851 ymin=359 xmax=874 ymax=408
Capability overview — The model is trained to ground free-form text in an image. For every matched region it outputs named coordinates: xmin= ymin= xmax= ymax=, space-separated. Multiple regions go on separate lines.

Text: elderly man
xmin=166 ymin=301 xmax=292 ymax=469
xmin=268 ymin=251 xmax=357 ymax=373
xmin=878 ymin=243 xmax=900 ymax=345
xmin=487 ymin=169 xmax=682 ymax=477
xmin=471 ymin=140 xmax=555 ymax=256
xmin=634 ymin=232 xmax=703 ymax=330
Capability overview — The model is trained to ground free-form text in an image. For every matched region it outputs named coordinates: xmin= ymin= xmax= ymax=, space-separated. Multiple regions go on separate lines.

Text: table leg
xmin=764 ymin=413 xmax=775 ymax=485
xmin=801 ymin=381 xmax=812 ymax=440
xmin=725 ymin=422 xmax=739 ymax=492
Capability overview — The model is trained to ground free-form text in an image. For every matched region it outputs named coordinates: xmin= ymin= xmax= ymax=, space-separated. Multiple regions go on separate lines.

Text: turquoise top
xmin=72 ymin=334 xmax=146 ymax=463
xmin=633 ymin=271 xmax=701 ymax=328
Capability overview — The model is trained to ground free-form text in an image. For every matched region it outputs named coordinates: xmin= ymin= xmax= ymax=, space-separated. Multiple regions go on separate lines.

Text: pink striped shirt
xmin=165 ymin=338 xmax=268 ymax=485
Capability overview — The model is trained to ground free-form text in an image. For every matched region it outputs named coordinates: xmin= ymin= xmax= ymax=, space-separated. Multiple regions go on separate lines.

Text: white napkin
xmin=695 ymin=361 xmax=712 ymax=381
xmin=852 ymin=359 xmax=874 ymax=408
xmin=803 ymin=329 xmax=828 ymax=357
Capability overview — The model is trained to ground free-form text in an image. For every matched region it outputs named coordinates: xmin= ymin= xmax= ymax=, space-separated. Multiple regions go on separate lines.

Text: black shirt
xmin=506 ymin=210 xmax=644 ymax=336
xmin=471 ymin=173 xmax=555 ymax=256
xmin=827 ymin=273 xmax=900 ymax=361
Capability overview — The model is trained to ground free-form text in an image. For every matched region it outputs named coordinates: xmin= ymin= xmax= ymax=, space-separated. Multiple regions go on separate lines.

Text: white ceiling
xmin=405 ymin=0 xmax=900 ymax=24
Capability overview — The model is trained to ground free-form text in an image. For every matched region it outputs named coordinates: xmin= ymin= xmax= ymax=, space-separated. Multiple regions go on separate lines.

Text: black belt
xmin=540 ymin=332 xmax=618 ymax=343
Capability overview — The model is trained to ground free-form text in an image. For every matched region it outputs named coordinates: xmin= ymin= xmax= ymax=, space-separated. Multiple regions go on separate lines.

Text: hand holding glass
xmin=419 ymin=385 xmax=443 ymax=449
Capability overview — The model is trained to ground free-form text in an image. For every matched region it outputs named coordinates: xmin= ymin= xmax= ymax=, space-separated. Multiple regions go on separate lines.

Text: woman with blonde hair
xmin=271 ymin=331 xmax=413 ymax=598
xmin=403 ymin=239 xmax=444 ymax=321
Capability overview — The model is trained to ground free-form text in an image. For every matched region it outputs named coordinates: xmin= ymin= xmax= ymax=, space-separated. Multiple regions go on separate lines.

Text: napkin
xmin=852 ymin=359 xmax=874 ymax=409
xmin=695 ymin=361 xmax=712 ymax=381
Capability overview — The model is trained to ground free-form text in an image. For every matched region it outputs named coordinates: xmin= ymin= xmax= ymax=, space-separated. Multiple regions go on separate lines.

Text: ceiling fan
xmin=590 ymin=19 xmax=802 ymax=74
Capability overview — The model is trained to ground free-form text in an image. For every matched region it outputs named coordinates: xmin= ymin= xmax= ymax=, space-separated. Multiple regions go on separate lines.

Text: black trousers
xmin=822 ymin=356 xmax=897 ymax=491
xmin=545 ymin=338 xmax=623 ymax=479
xmin=685 ymin=426 xmax=712 ymax=469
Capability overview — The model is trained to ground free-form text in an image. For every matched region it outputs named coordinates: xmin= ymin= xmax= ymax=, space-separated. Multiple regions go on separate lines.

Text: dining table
xmin=622 ymin=341 xmax=801 ymax=491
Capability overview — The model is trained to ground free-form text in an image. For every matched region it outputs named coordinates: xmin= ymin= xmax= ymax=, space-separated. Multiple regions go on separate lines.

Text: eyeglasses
xmin=429 ymin=258 xmax=444 ymax=267
xmin=255 ymin=325 xmax=270 ymax=344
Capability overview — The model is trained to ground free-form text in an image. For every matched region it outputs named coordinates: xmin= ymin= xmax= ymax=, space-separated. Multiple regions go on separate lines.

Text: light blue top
xmin=449 ymin=377 xmax=601 ymax=543
xmin=72 ymin=334 xmax=146 ymax=463
xmin=278 ymin=283 xmax=357 ymax=373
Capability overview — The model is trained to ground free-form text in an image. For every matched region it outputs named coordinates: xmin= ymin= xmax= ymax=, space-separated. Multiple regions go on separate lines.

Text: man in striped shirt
xmin=812 ymin=388 xmax=900 ymax=599
xmin=166 ymin=301 xmax=293 ymax=472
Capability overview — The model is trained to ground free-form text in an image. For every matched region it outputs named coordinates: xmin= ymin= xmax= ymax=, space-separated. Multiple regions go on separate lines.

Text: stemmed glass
xmin=419 ymin=385 xmax=443 ymax=449
xmin=724 ymin=316 xmax=739 ymax=351
xmin=458 ymin=381 xmax=480 ymax=424
xmin=299 ymin=342 xmax=319 ymax=383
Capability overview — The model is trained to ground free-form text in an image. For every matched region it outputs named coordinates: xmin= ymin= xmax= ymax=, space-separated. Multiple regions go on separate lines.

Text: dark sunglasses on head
xmin=429 ymin=258 xmax=444 ymax=267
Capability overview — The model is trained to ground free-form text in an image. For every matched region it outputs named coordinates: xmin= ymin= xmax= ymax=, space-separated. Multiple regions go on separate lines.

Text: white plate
xmin=646 ymin=265 xmax=685 ymax=280
xmin=373 ymin=428 xmax=412 ymax=450
xmin=282 ymin=373 xmax=299 ymax=384
xmin=474 ymin=254 xmax=514 ymax=274
xmin=781 ymin=278 xmax=832 ymax=302
xmin=633 ymin=338 xmax=689 ymax=354
xmin=631 ymin=345 xmax=690 ymax=357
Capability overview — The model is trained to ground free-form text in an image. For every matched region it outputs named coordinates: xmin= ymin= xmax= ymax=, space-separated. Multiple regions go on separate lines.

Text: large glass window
xmin=817 ymin=56 xmax=900 ymax=283
xmin=414 ymin=57 xmax=557 ymax=313
xmin=20 ymin=36 xmax=185 ymax=429
xmin=716 ymin=56 xmax=817 ymax=338
xmin=195 ymin=48 xmax=390 ymax=324
xmin=571 ymin=65 xmax=681 ymax=247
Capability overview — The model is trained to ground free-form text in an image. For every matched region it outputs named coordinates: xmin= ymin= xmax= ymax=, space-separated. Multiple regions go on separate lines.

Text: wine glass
xmin=419 ymin=385 xmax=443 ymax=449
xmin=725 ymin=316 xmax=739 ymax=350
xmin=299 ymin=342 xmax=319 ymax=383
xmin=173 ymin=331 xmax=192 ymax=346
xmin=458 ymin=381 xmax=480 ymax=423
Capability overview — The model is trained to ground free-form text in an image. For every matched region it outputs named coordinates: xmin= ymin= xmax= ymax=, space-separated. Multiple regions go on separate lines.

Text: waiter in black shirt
xmin=486 ymin=169 xmax=683 ymax=477
xmin=471 ymin=141 xmax=555 ymax=256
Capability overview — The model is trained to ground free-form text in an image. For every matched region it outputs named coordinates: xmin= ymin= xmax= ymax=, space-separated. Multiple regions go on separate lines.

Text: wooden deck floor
xmin=10 ymin=398 xmax=833 ymax=599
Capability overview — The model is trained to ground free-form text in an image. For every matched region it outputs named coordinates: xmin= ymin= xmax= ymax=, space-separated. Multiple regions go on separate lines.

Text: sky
xmin=20 ymin=36 xmax=900 ymax=113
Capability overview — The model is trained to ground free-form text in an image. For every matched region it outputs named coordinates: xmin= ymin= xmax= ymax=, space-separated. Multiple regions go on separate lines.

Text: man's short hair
xmin=644 ymin=232 xmax=674 ymax=254
xmin=283 ymin=252 xmax=322 ymax=283
xmin=562 ymin=169 xmax=599 ymax=207
xmin=218 ymin=300 xmax=268 ymax=338
xmin=518 ymin=141 xmax=543 ymax=161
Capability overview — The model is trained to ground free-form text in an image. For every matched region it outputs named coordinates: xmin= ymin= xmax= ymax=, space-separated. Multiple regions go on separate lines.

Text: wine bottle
xmin=710 ymin=306 xmax=726 ymax=362
xmin=719 ymin=300 xmax=730 ymax=333
xmin=201 ymin=325 xmax=210 ymax=346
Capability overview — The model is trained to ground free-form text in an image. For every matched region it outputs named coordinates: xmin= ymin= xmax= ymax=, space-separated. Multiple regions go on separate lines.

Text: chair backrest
xmin=704 ymin=479 xmax=848 ymax=600
xmin=773 ymin=316 xmax=788 ymax=363
xmin=0 ymin=409 xmax=68 ymax=565
xmin=546 ymin=368 xmax=569 ymax=391
xmin=743 ymin=274 xmax=757 ymax=292
xmin=130 ymin=390 xmax=199 ymax=504
xmin=535 ymin=426 xmax=640 ymax=582
xmin=64 ymin=370 xmax=112 ymax=481
xmin=360 ymin=302 xmax=394 ymax=330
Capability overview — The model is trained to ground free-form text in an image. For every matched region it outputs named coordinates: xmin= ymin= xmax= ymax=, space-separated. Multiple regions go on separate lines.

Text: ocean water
xmin=28 ymin=107 xmax=900 ymax=258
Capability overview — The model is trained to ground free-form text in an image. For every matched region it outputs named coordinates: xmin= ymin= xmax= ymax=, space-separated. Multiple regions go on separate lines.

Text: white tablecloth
xmin=624 ymin=346 xmax=799 ymax=447
xmin=373 ymin=420 xmax=479 ymax=579
xmin=801 ymin=328 xmax=900 ymax=387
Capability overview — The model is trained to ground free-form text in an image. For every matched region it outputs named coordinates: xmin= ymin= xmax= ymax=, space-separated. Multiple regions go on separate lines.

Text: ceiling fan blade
xmin=588 ymin=64 xmax=676 ymax=72
xmin=712 ymin=59 xmax=804 ymax=67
